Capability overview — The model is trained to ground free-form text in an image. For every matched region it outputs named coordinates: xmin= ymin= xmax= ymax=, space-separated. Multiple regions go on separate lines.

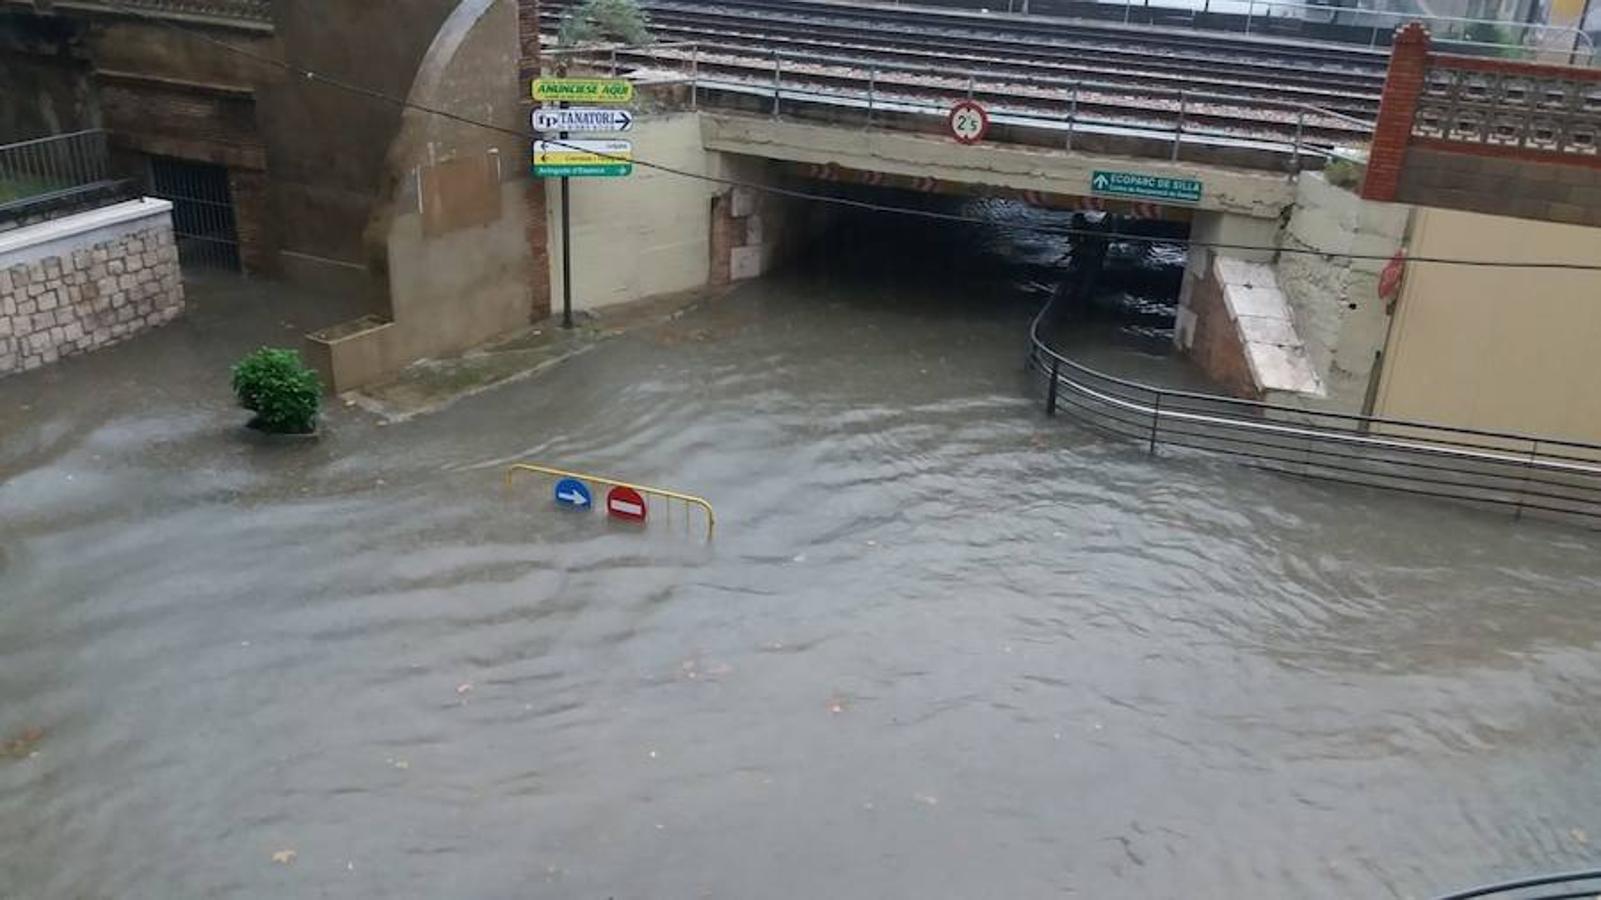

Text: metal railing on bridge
xmin=0 ymin=130 xmax=134 ymax=225
xmin=890 ymin=0 xmax=1596 ymax=66
xmin=544 ymin=42 xmax=1374 ymax=170
xmin=1026 ymin=302 xmax=1601 ymax=528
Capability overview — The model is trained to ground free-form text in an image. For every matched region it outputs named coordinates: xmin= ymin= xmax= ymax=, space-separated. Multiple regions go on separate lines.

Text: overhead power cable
xmin=89 ymin=0 xmax=1601 ymax=272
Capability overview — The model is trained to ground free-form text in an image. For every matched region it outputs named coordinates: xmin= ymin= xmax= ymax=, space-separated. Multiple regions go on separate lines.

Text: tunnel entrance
xmin=779 ymin=177 xmax=1210 ymax=390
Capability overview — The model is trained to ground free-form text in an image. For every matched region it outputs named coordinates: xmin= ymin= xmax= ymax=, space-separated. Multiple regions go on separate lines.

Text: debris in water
xmin=2 ymin=726 xmax=44 ymax=760
xmin=914 ymin=793 xmax=939 ymax=806
xmin=456 ymin=682 xmax=473 ymax=695
xmin=1572 ymin=828 xmax=1589 ymax=844
xmin=271 ymin=849 xmax=297 ymax=865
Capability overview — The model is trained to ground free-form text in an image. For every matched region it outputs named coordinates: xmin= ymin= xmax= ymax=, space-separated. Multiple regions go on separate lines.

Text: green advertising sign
xmin=1090 ymin=170 xmax=1203 ymax=204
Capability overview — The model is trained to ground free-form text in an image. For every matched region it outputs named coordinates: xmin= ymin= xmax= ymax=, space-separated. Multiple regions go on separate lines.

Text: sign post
xmin=532 ymin=77 xmax=635 ymax=330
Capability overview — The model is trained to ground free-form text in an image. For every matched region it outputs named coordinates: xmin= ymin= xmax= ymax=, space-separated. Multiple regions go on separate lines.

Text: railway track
xmin=543 ymin=0 xmax=1388 ymax=103
xmin=541 ymin=0 xmax=1382 ymax=159
xmin=594 ymin=43 xmax=1370 ymax=145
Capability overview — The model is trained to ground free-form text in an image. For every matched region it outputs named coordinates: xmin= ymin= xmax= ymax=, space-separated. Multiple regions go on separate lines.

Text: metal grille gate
xmin=147 ymin=156 xmax=241 ymax=271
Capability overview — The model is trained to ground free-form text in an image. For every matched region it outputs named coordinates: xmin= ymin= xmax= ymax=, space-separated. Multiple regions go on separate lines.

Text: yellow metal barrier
xmin=505 ymin=463 xmax=716 ymax=539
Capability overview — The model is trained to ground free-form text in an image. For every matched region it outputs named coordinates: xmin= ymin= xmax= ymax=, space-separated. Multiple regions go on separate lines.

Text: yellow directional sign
xmin=531 ymin=78 xmax=634 ymax=103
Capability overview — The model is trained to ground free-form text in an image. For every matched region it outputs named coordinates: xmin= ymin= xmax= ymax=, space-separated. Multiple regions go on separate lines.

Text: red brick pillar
xmin=1361 ymin=22 xmax=1430 ymax=202
xmin=519 ymin=0 xmax=551 ymax=318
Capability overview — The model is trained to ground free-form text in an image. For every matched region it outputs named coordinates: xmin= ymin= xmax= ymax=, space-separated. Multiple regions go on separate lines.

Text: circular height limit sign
xmin=948 ymin=100 xmax=989 ymax=145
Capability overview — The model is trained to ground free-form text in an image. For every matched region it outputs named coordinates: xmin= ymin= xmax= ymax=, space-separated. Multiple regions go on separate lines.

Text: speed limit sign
xmin=948 ymin=99 xmax=989 ymax=145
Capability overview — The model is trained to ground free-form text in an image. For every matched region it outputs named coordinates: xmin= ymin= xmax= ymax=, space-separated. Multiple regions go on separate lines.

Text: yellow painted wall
xmin=1374 ymin=206 xmax=1601 ymax=445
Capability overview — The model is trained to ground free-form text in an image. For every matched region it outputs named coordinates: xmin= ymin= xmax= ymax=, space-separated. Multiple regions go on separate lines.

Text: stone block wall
xmin=0 ymin=205 xmax=183 ymax=377
xmin=1278 ymin=172 xmax=1410 ymax=412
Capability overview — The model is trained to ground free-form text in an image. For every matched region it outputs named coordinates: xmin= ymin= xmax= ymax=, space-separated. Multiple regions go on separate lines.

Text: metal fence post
xmin=1066 ymin=83 xmax=1077 ymax=150
xmin=867 ymin=66 xmax=877 ymax=128
xmin=1173 ymin=91 xmax=1186 ymax=161
xmin=609 ymin=46 xmax=618 ymax=76
xmin=772 ymin=51 xmax=782 ymax=119
xmin=690 ymin=43 xmax=699 ymax=110
xmin=967 ymin=73 xmax=976 ymax=99
xmin=1148 ymin=393 xmax=1161 ymax=454
xmin=1514 ymin=440 xmax=1539 ymax=520
xmin=1046 ymin=359 xmax=1059 ymax=416
xmin=1244 ymin=0 xmax=1254 ymax=34
xmin=1292 ymin=108 xmax=1305 ymax=171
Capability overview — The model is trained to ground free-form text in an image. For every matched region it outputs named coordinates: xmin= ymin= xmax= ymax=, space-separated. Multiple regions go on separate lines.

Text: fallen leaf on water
xmin=271 ymin=849 xmax=296 ymax=865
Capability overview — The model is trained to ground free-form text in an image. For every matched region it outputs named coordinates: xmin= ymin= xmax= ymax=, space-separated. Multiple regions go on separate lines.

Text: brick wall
xmin=1397 ymin=147 xmax=1601 ymax=227
xmin=0 ymin=213 xmax=183 ymax=377
xmin=1363 ymin=23 xmax=1601 ymax=226
xmin=1361 ymin=22 xmax=1429 ymax=202
xmin=1183 ymin=265 xmax=1259 ymax=400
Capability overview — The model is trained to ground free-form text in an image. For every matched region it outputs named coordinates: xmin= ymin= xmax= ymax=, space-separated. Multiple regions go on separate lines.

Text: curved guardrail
xmin=1434 ymin=868 xmax=1601 ymax=899
xmin=1026 ymin=303 xmax=1601 ymax=527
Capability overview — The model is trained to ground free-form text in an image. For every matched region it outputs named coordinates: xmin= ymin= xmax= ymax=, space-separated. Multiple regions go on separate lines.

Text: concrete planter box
xmin=304 ymin=314 xmax=396 ymax=394
xmin=241 ymin=420 xmax=321 ymax=444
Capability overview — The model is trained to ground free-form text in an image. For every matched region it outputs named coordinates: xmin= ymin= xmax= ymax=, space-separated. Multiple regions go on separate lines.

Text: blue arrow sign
xmin=553 ymin=477 xmax=592 ymax=510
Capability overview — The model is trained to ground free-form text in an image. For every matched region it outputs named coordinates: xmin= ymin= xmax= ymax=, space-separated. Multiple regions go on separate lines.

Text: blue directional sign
xmin=553 ymin=477 xmax=592 ymax=510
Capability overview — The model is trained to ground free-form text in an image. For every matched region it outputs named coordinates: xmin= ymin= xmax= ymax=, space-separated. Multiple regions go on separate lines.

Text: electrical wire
xmin=86 ymin=0 xmax=1601 ymax=272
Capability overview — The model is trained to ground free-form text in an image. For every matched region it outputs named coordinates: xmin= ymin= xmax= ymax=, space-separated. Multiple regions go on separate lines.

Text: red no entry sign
xmin=948 ymin=100 xmax=990 ymax=145
xmin=606 ymin=485 xmax=647 ymax=523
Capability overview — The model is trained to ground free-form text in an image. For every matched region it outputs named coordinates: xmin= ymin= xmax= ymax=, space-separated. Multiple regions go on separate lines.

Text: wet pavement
xmin=3 ymin=203 xmax=1601 ymax=899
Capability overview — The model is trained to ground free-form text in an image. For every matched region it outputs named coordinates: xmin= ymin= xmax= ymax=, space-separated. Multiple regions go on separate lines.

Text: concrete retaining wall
xmin=546 ymin=113 xmax=722 ymax=311
xmin=1277 ymin=173 xmax=1410 ymax=412
xmin=0 ymin=199 xmax=182 ymax=377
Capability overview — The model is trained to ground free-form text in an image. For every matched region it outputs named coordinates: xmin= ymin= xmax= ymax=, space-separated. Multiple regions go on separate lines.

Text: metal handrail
xmin=504 ymin=463 xmax=716 ymax=538
xmin=0 ymin=129 xmax=119 ymax=216
xmin=885 ymin=0 xmax=1596 ymax=65
xmin=1434 ymin=868 xmax=1601 ymax=899
xmin=1026 ymin=298 xmax=1601 ymax=525
xmin=555 ymin=40 xmax=1374 ymax=165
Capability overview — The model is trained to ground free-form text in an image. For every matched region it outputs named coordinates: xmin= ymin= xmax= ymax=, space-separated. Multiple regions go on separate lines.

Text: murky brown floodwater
xmin=3 ymin=198 xmax=1601 ymax=899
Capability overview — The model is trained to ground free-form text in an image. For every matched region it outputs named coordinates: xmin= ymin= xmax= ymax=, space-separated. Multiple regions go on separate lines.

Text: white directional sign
xmin=532 ymin=107 xmax=634 ymax=134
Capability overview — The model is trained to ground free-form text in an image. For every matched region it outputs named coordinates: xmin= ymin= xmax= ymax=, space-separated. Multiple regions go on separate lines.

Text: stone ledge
xmin=0 ymin=199 xmax=176 ymax=269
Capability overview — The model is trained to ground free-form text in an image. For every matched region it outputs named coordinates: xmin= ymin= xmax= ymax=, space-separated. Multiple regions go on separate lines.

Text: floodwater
xmin=4 ymin=197 xmax=1601 ymax=900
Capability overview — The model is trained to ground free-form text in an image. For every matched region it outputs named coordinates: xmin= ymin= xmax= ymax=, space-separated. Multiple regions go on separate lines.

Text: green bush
xmin=1323 ymin=157 xmax=1365 ymax=191
xmin=231 ymin=348 xmax=322 ymax=435
xmin=557 ymin=0 xmax=651 ymax=47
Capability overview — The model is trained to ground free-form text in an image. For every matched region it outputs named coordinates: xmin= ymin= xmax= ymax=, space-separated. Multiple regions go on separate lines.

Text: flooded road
xmin=4 ymin=200 xmax=1601 ymax=899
